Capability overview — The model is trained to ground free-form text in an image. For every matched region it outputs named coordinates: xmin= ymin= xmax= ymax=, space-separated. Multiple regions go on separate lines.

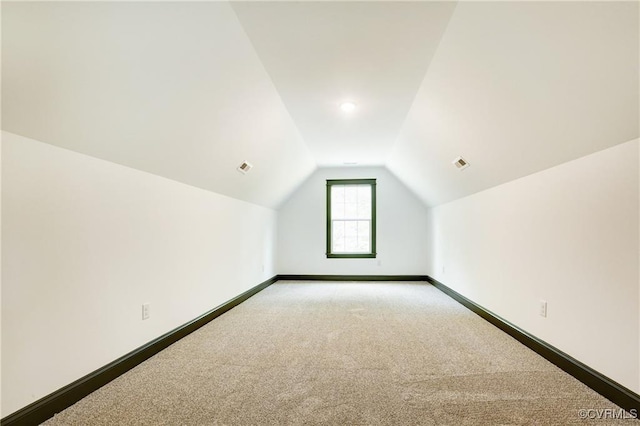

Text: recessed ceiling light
xmin=339 ymin=101 xmax=357 ymax=113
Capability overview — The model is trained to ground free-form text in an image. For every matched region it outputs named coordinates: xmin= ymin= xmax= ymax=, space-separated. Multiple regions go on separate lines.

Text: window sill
xmin=326 ymin=253 xmax=377 ymax=259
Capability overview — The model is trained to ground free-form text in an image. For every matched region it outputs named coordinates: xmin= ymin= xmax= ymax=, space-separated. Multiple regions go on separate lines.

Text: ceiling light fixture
xmin=339 ymin=101 xmax=357 ymax=113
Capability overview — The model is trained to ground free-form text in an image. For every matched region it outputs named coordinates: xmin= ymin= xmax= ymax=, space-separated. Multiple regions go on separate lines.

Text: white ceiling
xmin=2 ymin=2 xmax=316 ymax=208
xmin=2 ymin=1 xmax=638 ymax=208
xmin=231 ymin=1 xmax=457 ymax=166
xmin=387 ymin=1 xmax=639 ymax=206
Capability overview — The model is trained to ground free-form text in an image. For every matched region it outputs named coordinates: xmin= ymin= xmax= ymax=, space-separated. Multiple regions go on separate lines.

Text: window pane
xmin=344 ymin=201 xmax=358 ymax=218
xmin=332 ymin=200 xmax=345 ymax=219
xmin=332 ymin=221 xmax=345 ymax=252
xmin=331 ymin=220 xmax=371 ymax=253
xmin=332 ymin=186 xmax=345 ymax=202
xmin=345 ymin=221 xmax=358 ymax=237
xmin=344 ymin=186 xmax=357 ymax=203
xmin=331 ymin=186 xmax=345 ymax=219
xmin=345 ymin=221 xmax=358 ymax=252
xmin=357 ymin=186 xmax=371 ymax=219
xmin=357 ymin=221 xmax=370 ymax=251
xmin=333 ymin=184 xmax=371 ymax=220
xmin=345 ymin=237 xmax=358 ymax=252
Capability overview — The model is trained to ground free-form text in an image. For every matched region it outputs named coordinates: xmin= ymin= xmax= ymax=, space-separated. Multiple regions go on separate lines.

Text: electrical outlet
xmin=539 ymin=300 xmax=547 ymax=318
xmin=142 ymin=303 xmax=150 ymax=320
xmin=442 ymin=266 xmax=445 ymax=274
xmin=377 ymin=260 xmax=382 ymax=266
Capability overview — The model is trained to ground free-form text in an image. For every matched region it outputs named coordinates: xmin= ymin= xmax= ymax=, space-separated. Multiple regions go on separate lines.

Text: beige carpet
xmin=43 ymin=281 xmax=637 ymax=425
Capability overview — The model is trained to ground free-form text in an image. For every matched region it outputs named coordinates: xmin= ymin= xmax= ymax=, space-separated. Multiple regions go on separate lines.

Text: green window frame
xmin=326 ymin=178 xmax=377 ymax=258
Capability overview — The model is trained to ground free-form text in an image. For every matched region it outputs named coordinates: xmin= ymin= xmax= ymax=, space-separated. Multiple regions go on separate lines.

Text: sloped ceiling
xmin=387 ymin=1 xmax=639 ymax=206
xmin=1 ymin=2 xmax=316 ymax=209
xmin=230 ymin=1 xmax=457 ymax=166
xmin=2 ymin=1 xmax=638 ymax=208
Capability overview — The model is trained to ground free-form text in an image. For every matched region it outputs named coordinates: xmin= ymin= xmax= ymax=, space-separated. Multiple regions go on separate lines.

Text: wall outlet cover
xmin=142 ymin=303 xmax=150 ymax=320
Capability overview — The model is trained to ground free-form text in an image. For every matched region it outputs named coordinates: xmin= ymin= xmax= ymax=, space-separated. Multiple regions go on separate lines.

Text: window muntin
xmin=326 ymin=179 xmax=376 ymax=258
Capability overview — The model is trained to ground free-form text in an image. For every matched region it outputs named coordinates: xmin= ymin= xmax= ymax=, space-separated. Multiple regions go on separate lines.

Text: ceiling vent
xmin=452 ymin=156 xmax=470 ymax=171
xmin=236 ymin=161 xmax=253 ymax=174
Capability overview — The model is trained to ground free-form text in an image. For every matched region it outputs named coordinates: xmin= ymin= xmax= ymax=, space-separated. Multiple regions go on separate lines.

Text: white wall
xmin=430 ymin=139 xmax=640 ymax=393
xmin=1 ymin=132 xmax=278 ymax=417
xmin=278 ymin=167 xmax=430 ymax=275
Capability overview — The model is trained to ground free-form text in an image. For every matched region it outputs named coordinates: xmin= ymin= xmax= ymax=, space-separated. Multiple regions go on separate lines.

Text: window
xmin=326 ymin=179 xmax=376 ymax=258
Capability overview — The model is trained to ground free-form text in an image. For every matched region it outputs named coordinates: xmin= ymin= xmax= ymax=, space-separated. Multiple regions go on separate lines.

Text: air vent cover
xmin=452 ymin=156 xmax=470 ymax=171
xmin=237 ymin=161 xmax=253 ymax=174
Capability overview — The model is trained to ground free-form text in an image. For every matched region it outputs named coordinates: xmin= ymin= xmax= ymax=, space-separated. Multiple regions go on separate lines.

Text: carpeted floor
xmin=43 ymin=281 xmax=637 ymax=425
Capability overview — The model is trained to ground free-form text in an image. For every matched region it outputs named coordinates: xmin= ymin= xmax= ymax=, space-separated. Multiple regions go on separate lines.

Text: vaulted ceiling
xmin=2 ymin=1 xmax=638 ymax=208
